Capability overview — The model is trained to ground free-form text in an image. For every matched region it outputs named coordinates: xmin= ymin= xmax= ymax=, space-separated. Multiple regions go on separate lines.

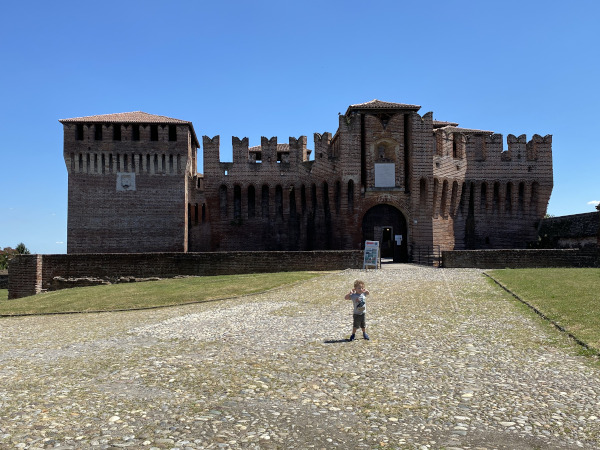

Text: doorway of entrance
xmin=361 ymin=204 xmax=408 ymax=262
xmin=381 ymin=227 xmax=393 ymax=258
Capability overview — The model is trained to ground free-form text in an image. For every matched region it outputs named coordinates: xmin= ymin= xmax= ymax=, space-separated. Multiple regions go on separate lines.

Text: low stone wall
xmin=8 ymin=250 xmax=364 ymax=299
xmin=443 ymin=248 xmax=599 ymax=269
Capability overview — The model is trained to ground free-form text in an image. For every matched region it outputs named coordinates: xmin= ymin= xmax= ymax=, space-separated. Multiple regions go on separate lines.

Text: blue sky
xmin=1 ymin=0 xmax=598 ymax=254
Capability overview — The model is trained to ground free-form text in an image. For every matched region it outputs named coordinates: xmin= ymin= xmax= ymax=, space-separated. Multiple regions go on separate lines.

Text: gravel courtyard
xmin=1 ymin=266 xmax=599 ymax=449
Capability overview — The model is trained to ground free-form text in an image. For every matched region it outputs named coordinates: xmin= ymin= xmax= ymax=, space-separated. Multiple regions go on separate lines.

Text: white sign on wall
xmin=374 ymin=163 xmax=395 ymax=188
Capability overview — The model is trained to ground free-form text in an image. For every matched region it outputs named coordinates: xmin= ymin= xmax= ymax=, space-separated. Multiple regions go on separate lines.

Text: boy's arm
xmin=364 ymin=290 xmax=370 ymax=296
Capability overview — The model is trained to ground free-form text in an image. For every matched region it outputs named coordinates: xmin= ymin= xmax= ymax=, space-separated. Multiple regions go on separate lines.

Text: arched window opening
xmin=334 ymin=181 xmax=341 ymax=214
xmin=450 ymin=181 xmax=459 ymax=216
xmin=530 ymin=182 xmax=539 ymax=214
xmin=261 ymin=185 xmax=270 ymax=218
xmin=480 ymin=182 xmax=488 ymax=211
xmin=275 ymin=185 xmax=283 ymax=219
xmin=440 ymin=180 xmax=449 ymax=217
xmin=493 ymin=182 xmax=500 ymax=213
xmin=289 ymin=187 xmax=297 ymax=217
xmin=322 ymin=182 xmax=330 ymax=216
xmin=458 ymin=182 xmax=467 ymax=215
xmin=432 ymin=178 xmax=439 ymax=217
xmin=311 ymin=183 xmax=317 ymax=213
xmin=347 ymin=180 xmax=354 ymax=213
xmin=301 ymin=185 xmax=307 ymax=215
xmin=247 ymin=185 xmax=256 ymax=218
xmin=419 ymin=178 xmax=427 ymax=210
xmin=505 ymin=183 xmax=513 ymax=213
xmin=518 ymin=182 xmax=525 ymax=212
xmin=219 ymin=185 xmax=228 ymax=218
xmin=234 ymin=185 xmax=242 ymax=219
xmin=201 ymin=203 xmax=206 ymax=223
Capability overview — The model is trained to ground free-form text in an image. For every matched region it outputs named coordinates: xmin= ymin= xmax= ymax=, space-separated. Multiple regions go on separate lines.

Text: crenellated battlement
xmin=458 ymin=132 xmax=553 ymax=164
xmin=202 ymin=134 xmax=318 ymax=176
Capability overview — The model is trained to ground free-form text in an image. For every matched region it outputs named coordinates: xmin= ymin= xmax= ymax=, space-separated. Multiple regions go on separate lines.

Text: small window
xmin=94 ymin=124 xmax=103 ymax=140
xmin=168 ymin=124 xmax=177 ymax=141
xmin=76 ymin=124 xmax=84 ymax=140
xmin=150 ymin=125 xmax=159 ymax=141
xmin=113 ymin=124 xmax=121 ymax=141
xmin=132 ymin=124 xmax=140 ymax=141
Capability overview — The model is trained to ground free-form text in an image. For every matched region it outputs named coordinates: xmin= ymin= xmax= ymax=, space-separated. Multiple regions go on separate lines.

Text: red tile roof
xmin=59 ymin=112 xmax=199 ymax=147
xmin=346 ymin=99 xmax=421 ymax=114
xmin=59 ymin=111 xmax=191 ymax=124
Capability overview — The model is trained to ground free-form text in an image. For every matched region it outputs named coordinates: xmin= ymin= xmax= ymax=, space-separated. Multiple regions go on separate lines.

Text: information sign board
xmin=363 ymin=240 xmax=380 ymax=269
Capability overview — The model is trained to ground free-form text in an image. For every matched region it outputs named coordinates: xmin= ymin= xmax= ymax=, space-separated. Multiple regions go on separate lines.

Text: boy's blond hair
xmin=354 ymin=279 xmax=365 ymax=289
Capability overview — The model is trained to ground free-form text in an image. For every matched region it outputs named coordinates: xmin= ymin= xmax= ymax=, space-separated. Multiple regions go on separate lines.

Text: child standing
xmin=344 ymin=279 xmax=370 ymax=341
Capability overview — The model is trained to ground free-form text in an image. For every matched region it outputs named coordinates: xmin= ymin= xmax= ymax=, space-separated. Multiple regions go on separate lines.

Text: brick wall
xmin=443 ymin=248 xmax=599 ymax=269
xmin=537 ymin=212 xmax=599 ymax=248
xmin=8 ymin=255 xmax=43 ymax=299
xmin=8 ymin=250 xmax=364 ymax=299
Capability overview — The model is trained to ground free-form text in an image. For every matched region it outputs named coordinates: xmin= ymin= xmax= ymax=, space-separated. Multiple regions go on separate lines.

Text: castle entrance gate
xmin=361 ymin=204 xmax=408 ymax=262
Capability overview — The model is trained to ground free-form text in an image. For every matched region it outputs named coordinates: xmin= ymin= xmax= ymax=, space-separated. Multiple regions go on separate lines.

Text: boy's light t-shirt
xmin=349 ymin=293 xmax=366 ymax=315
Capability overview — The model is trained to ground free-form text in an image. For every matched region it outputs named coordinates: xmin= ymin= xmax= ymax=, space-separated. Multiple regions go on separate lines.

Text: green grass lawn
xmin=488 ymin=268 xmax=600 ymax=351
xmin=0 ymin=272 xmax=325 ymax=316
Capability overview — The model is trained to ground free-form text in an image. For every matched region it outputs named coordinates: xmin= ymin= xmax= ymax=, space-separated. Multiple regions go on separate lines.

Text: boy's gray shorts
xmin=353 ymin=313 xmax=366 ymax=329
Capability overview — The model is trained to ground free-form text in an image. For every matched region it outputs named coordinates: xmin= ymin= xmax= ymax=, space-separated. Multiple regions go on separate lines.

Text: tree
xmin=15 ymin=243 xmax=30 ymax=255
xmin=0 ymin=243 xmax=31 ymax=270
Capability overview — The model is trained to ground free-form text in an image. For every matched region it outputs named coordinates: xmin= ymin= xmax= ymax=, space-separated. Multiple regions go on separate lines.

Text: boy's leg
xmin=361 ymin=314 xmax=369 ymax=340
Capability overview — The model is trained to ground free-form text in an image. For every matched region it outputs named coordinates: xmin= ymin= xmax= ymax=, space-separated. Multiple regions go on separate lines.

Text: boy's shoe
xmin=349 ymin=334 xmax=355 ymax=341
xmin=363 ymin=333 xmax=370 ymax=340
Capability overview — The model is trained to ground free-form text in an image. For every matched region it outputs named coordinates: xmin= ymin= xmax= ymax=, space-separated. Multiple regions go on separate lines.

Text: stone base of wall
xmin=8 ymin=251 xmax=364 ymax=299
xmin=443 ymin=248 xmax=599 ymax=269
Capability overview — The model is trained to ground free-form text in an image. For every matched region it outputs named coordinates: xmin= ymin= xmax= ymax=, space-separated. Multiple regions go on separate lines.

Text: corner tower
xmin=60 ymin=112 xmax=200 ymax=253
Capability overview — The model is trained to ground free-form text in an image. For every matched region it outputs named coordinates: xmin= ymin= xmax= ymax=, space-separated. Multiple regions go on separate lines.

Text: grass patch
xmin=0 ymin=272 xmax=326 ymax=316
xmin=487 ymin=268 xmax=600 ymax=351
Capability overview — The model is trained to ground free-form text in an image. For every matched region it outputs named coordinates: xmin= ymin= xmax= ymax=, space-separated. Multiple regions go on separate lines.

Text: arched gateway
xmin=362 ymin=204 xmax=408 ymax=262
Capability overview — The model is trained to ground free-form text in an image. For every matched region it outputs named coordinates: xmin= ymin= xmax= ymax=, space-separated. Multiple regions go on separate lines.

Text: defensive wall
xmin=537 ymin=212 xmax=599 ymax=249
xmin=442 ymin=248 xmax=599 ymax=269
xmin=7 ymin=250 xmax=363 ymax=299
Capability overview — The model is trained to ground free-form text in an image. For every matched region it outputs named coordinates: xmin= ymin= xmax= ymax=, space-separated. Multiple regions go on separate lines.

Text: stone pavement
xmin=1 ymin=266 xmax=599 ymax=449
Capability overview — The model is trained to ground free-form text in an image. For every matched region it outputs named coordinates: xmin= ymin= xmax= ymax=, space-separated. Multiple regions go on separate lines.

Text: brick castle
xmin=60 ymin=100 xmax=553 ymax=262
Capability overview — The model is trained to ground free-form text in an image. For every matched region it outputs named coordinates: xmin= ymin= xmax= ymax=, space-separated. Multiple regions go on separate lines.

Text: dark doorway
xmin=362 ymin=204 xmax=408 ymax=262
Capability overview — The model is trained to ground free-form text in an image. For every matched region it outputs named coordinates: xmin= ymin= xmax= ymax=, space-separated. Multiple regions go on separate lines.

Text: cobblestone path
xmin=1 ymin=266 xmax=599 ymax=449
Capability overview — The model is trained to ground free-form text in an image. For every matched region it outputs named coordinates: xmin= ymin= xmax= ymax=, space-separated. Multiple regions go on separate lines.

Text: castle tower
xmin=60 ymin=112 xmax=200 ymax=253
